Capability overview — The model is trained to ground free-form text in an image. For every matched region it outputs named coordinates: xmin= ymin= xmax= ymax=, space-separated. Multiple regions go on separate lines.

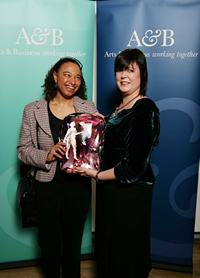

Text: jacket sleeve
xmin=17 ymin=104 xmax=52 ymax=171
xmin=114 ymin=111 xmax=159 ymax=183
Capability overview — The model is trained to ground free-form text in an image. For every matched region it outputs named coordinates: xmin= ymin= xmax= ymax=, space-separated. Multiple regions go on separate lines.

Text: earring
xmin=55 ymin=82 xmax=58 ymax=89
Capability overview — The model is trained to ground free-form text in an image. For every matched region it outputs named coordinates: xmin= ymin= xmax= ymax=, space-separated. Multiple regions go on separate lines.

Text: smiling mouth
xmin=121 ymin=82 xmax=130 ymax=86
xmin=66 ymin=85 xmax=76 ymax=90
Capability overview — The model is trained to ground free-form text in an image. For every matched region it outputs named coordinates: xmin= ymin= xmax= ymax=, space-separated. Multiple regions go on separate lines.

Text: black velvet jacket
xmin=101 ymin=98 xmax=160 ymax=184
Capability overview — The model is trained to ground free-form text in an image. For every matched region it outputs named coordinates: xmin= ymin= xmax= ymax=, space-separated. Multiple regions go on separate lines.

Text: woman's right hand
xmin=46 ymin=142 xmax=66 ymax=163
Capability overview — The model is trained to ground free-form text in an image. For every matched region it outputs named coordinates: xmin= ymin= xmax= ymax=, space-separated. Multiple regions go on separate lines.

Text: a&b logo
xmin=15 ymin=27 xmax=63 ymax=46
xmin=127 ymin=29 xmax=174 ymax=47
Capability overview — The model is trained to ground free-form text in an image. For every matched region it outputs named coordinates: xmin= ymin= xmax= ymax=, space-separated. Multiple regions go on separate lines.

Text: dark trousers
xmin=35 ymin=175 xmax=91 ymax=278
xmin=96 ymin=182 xmax=154 ymax=278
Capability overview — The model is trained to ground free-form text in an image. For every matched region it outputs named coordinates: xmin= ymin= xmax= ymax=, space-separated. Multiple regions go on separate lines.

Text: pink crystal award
xmin=60 ymin=113 xmax=104 ymax=171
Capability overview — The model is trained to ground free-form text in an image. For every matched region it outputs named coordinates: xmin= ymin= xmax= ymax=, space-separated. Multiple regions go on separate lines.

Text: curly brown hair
xmin=42 ymin=57 xmax=87 ymax=101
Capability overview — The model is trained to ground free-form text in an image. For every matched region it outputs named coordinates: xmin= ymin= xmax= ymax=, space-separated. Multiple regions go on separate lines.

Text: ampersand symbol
xmin=6 ymin=49 xmax=11 ymax=55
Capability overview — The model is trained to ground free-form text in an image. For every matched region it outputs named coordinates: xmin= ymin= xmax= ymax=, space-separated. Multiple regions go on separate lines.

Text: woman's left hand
xmin=67 ymin=167 xmax=97 ymax=179
xmin=93 ymin=112 xmax=104 ymax=119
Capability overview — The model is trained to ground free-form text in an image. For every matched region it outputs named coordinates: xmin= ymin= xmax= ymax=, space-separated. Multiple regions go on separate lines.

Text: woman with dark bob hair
xmin=17 ymin=57 xmax=98 ymax=278
xmin=114 ymin=48 xmax=148 ymax=96
xmin=74 ymin=49 xmax=160 ymax=277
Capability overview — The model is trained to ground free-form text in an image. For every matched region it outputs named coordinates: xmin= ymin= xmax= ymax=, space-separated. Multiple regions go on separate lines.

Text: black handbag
xmin=17 ymin=170 xmax=37 ymax=228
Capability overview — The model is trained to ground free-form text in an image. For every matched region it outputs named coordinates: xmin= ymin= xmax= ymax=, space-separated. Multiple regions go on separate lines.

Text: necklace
xmin=116 ymin=94 xmax=139 ymax=113
xmin=112 ymin=91 xmax=141 ymax=118
xmin=53 ymin=97 xmax=74 ymax=108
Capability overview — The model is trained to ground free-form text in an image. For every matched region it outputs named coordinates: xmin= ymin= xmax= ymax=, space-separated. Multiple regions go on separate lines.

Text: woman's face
xmin=115 ymin=62 xmax=141 ymax=96
xmin=53 ymin=62 xmax=82 ymax=99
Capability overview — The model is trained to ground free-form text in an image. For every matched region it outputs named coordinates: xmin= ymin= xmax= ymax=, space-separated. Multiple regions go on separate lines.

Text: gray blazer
xmin=17 ymin=96 xmax=98 ymax=182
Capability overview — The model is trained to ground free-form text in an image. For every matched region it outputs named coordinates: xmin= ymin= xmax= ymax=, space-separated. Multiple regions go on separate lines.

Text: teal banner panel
xmin=0 ymin=0 xmax=95 ymax=264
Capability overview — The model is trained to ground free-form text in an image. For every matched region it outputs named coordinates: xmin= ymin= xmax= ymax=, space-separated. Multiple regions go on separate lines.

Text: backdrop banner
xmin=0 ymin=0 xmax=95 ymax=266
xmin=96 ymin=0 xmax=200 ymax=272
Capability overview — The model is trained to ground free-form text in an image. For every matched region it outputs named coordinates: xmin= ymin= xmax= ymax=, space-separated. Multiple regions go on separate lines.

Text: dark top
xmin=101 ymin=98 xmax=160 ymax=184
xmin=47 ymin=102 xmax=66 ymax=180
xmin=48 ymin=102 xmax=63 ymax=145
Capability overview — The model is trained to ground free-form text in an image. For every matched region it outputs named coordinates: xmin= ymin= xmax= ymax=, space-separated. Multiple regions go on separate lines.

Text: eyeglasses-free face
xmin=115 ymin=62 xmax=141 ymax=97
xmin=53 ymin=62 xmax=82 ymax=99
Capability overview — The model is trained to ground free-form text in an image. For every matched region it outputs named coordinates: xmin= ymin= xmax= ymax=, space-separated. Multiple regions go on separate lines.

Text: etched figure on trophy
xmin=63 ymin=121 xmax=82 ymax=160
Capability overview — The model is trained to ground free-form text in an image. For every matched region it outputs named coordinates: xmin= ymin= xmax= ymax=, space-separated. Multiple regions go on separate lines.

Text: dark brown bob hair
xmin=114 ymin=48 xmax=148 ymax=96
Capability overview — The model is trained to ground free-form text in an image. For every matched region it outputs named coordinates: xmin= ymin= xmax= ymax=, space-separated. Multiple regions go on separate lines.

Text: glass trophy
xmin=60 ymin=113 xmax=104 ymax=171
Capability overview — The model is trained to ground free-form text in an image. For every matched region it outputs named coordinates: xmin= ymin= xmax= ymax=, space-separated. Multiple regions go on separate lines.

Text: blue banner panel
xmin=0 ymin=0 xmax=95 ymax=265
xmin=96 ymin=0 xmax=200 ymax=270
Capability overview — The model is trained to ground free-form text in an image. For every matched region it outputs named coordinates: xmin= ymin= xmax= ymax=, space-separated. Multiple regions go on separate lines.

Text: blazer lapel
xmin=35 ymin=99 xmax=52 ymax=138
xmin=74 ymin=96 xmax=88 ymax=113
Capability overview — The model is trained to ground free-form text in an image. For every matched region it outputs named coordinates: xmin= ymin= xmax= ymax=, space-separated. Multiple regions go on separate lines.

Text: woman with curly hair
xmin=17 ymin=57 xmax=98 ymax=278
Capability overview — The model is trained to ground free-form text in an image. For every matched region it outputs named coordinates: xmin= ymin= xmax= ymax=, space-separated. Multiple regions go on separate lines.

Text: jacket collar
xmin=35 ymin=98 xmax=52 ymax=137
xmin=74 ymin=96 xmax=89 ymax=113
xmin=34 ymin=96 xmax=88 ymax=137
